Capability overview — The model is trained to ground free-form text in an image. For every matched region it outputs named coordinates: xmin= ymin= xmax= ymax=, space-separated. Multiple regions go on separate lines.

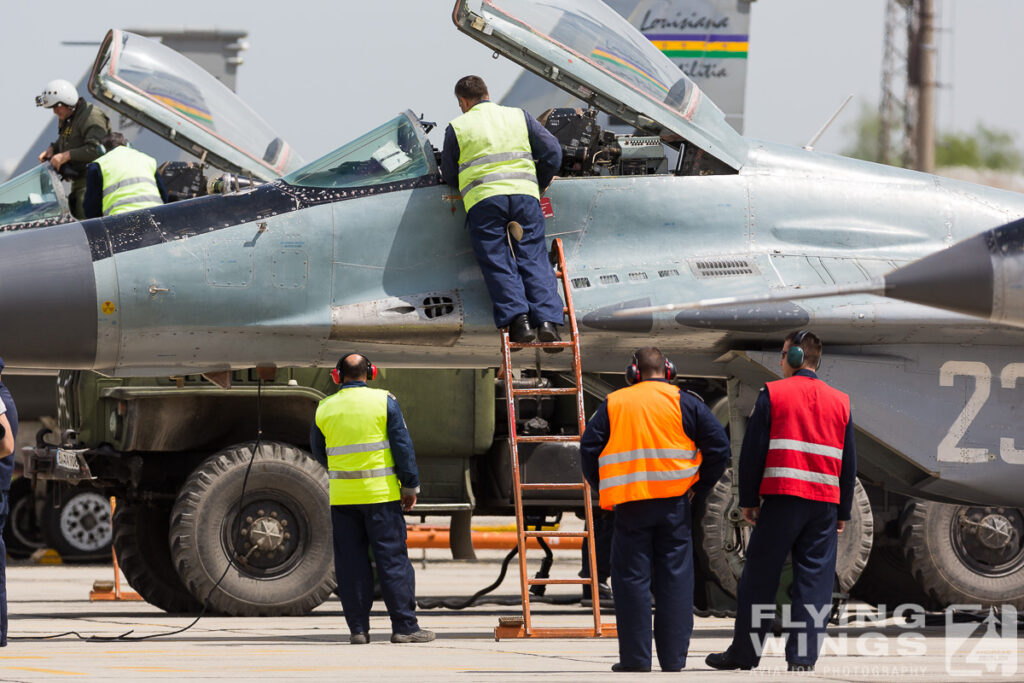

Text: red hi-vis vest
xmin=597 ymin=381 xmax=702 ymax=510
xmin=761 ymin=375 xmax=850 ymax=504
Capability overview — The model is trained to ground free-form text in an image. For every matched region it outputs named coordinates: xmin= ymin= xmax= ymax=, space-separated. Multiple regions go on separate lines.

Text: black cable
xmin=13 ymin=379 xmax=266 ymax=643
xmin=416 ymin=546 xmax=520 ymax=610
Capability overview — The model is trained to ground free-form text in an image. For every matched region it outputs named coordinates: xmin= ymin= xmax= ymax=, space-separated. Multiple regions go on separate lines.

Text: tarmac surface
xmin=1 ymin=550 xmax=1019 ymax=682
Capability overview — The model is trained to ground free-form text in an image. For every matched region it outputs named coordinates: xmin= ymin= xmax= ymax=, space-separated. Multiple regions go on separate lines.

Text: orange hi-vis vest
xmin=761 ymin=375 xmax=850 ymax=504
xmin=597 ymin=380 xmax=702 ymax=510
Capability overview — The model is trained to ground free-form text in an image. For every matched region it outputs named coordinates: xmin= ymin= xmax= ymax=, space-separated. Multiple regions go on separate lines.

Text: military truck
xmin=26 ymin=364 xmax=1012 ymax=618
xmin=23 ymin=366 xmax=610 ymax=615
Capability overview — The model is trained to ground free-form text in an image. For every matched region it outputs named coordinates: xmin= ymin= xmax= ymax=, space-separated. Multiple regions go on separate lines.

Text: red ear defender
xmin=625 ymin=353 xmax=640 ymax=385
xmin=665 ymin=358 xmax=677 ymax=381
xmin=335 ymin=353 xmax=376 ymax=383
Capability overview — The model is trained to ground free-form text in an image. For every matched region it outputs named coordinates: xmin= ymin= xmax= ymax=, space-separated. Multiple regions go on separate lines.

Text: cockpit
xmin=0 ymin=165 xmax=68 ymax=229
xmin=283 ymin=113 xmax=434 ymax=189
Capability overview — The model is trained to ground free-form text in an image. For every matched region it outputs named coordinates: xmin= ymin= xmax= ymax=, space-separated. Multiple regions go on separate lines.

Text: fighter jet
xmin=3 ymin=0 xmax=1024 ymax=611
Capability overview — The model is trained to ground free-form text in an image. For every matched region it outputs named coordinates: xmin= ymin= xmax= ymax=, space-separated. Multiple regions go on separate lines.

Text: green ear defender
xmin=786 ymin=330 xmax=809 ymax=369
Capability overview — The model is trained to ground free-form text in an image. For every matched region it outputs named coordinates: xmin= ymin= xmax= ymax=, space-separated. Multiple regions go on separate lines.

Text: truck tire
xmin=3 ymin=478 xmax=45 ymax=560
xmin=113 ymin=502 xmax=204 ymax=614
xmin=701 ymin=470 xmax=872 ymax=596
xmin=41 ymin=487 xmax=113 ymax=561
xmin=170 ymin=441 xmax=336 ymax=616
xmin=850 ymin=533 xmax=937 ymax=611
xmin=901 ymin=500 xmax=1024 ymax=608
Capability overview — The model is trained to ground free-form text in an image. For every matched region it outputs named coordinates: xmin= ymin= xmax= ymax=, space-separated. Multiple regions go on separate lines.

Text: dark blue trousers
xmin=466 ymin=195 xmax=563 ymax=329
xmin=0 ymin=490 xmax=7 ymax=646
xmin=331 ymin=501 xmax=419 ymax=636
xmin=729 ymin=496 xmax=838 ymax=667
xmin=611 ymin=495 xmax=693 ymax=671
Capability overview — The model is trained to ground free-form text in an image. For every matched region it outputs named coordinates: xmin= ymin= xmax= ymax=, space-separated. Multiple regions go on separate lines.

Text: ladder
xmin=494 ymin=238 xmax=615 ymax=640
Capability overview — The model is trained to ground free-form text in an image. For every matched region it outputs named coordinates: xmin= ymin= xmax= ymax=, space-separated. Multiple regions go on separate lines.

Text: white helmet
xmin=35 ymin=79 xmax=78 ymax=109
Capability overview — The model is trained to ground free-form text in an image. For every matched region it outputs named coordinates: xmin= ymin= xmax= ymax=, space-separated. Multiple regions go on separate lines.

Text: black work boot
xmin=508 ymin=314 xmax=536 ymax=345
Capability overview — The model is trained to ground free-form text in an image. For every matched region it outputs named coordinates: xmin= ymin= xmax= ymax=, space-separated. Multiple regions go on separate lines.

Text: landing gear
xmin=901 ymin=500 xmax=1024 ymax=608
xmin=700 ymin=469 xmax=873 ymax=596
xmin=41 ymin=487 xmax=113 ymax=561
xmin=3 ymin=478 xmax=45 ymax=559
xmin=169 ymin=442 xmax=336 ymax=616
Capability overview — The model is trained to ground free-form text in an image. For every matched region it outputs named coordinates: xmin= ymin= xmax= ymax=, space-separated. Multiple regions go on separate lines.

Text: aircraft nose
xmin=0 ymin=223 xmax=98 ymax=369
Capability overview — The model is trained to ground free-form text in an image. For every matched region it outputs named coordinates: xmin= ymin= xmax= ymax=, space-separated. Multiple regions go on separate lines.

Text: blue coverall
xmin=729 ymin=369 xmax=857 ymax=668
xmin=0 ymin=358 xmax=17 ymax=647
xmin=580 ymin=379 xmax=731 ymax=671
xmin=310 ymin=381 xmax=422 ymax=637
xmin=440 ymin=107 xmax=565 ymax=329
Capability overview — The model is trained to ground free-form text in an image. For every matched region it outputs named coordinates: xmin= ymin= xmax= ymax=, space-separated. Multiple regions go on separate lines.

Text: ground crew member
xmin=83 ymin=132 xmax=167 ymax=218
xmin=440 ymin=75 xmax=565 ymax=349
xmin=0 ymin=357 xmax=16 ymax=648
xmin=310 ymin=353 xmax=435 ymax=645
xmin=35 ymin=79 xmax=110 ymax=219
xmin=707 ymin=330 xmax=856 ymax=673
xmin=580 ymin=347 xmax=729 ymax=672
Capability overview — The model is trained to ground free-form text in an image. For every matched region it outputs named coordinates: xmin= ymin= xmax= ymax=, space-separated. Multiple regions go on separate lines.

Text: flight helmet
xmin=36 ymin=79 xmax=78 ymax=109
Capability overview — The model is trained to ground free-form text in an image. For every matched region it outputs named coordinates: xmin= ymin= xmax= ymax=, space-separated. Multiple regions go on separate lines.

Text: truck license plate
xmin=55 ymin=449 xmax=78 ymax=470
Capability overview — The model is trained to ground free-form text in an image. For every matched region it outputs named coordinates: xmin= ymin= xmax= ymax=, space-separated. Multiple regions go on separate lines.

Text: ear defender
xmin=625 ymin=354 xmax=640 ymax=385
xmin=626 ymin=353 xmax=676 ymax=384
xmin=786 ymin=330 xmax=808 ymax=369
xmin=332 ymin=353 xmax=378 ymax=384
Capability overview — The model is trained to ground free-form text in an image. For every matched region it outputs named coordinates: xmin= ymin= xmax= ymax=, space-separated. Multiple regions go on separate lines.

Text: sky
xmin=3 ymin=0 xmax=1024 ymax=175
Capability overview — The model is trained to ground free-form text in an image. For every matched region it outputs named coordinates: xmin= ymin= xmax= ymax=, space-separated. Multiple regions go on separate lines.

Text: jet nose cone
xmin=0 ymin=223 xmax=97 ymax=369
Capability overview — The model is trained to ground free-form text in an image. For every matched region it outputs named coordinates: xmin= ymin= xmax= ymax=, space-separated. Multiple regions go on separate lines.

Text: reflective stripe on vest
xmin=315 ymin=386 xmax=400 ymax=505
xmin=597 ymin=381 xmax=702 ymax=510
xmin=97 ymin=146 xmax=162 ymax=216
xmin=450 ymin=102 xmax=539 ymax=211
xmin=760 ymin=375 xmax=850 ymax=504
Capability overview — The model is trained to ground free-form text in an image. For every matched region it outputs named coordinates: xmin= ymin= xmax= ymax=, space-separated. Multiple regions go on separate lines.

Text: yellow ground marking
xmin=5 ymin=667 xmax=85 ymax=675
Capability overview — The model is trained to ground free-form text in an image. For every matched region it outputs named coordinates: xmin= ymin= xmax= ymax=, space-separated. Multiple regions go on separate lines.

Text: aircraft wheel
xmin=113 ymin=501 xmax=204 ymax=614
xmin=850 ymin=532 xmax=938 ymax=611
xmin=901 ymin=500 xmax=1024 ymax=608
xmin=3 ymin=478 xmax=45 ymax=559
xmin=40 ymin=486 xmax=113 ymax=561
xmin=170 ymin=441 xmax=336 ymax=616
xmin=701 ymin=470 xmax=872 ymax=596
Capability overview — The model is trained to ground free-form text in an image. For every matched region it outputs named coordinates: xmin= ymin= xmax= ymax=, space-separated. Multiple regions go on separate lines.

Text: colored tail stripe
xmin=647 ymin=34 xmax=749 ymax=59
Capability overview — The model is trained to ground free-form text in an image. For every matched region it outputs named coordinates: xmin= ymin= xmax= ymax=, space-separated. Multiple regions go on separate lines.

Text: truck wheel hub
xmin=248 ymin=516 xmax=285 ymax=551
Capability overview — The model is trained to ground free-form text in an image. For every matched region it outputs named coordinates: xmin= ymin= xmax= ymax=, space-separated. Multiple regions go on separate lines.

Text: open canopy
xmin=89 ymin=29 xmax=303 ymax=181
xmin=453 ymin=0 xmax=747 ymax=169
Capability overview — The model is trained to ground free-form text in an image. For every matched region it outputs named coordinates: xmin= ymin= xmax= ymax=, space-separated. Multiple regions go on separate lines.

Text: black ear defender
xmin=625 ymin=352 xmax=677 ymax=385
xmin=331 ymin=353 xmax=378 ymax=384
xmin=786 ymin=330 xmax=809 ymax=369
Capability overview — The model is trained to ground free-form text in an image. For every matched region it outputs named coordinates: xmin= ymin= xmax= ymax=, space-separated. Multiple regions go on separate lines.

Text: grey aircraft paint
xmin=3 ymin=0 xmax=1024 ymax=510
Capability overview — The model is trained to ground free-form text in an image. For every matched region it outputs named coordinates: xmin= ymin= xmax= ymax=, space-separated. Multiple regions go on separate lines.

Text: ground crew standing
xmin=707 ymin=330 xmax=856 ymax=673
xmin=0 ymin=357 xmax=16 ymax=647
xmin=310 ymin=353 xmax=434 ymax=645
xmin=35 ymin=79 xmax=110 ymax=219
xmin=440 ymin=75 xmax=565 ymax=349
xmin=83 ymin=132 xmax=167 ymax=218
xmin=580 ymin=347 xmax=729 ymax=672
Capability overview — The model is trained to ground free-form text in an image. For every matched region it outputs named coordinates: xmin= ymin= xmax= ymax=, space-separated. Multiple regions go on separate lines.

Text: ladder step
xmin=511 ymin=387 xmax=579 ymax=397
xmin=520 ymin=483 xmax=585 ymax=491
xmin=516 ymin=435 xmax=580 ymax=443
xmin=527 ymin=578 xmax=592 ymax=585
xmin=523 ymin=530 xmax=589 ymax=538
xmin=507 ymin=341 xmax=575 ymax=349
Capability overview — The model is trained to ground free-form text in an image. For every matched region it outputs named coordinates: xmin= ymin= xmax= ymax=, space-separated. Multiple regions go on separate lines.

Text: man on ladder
xmin=580 ymin=347 xmax=730 ymax=672
xmin=440 ymin=75 xmax=564 ymax=348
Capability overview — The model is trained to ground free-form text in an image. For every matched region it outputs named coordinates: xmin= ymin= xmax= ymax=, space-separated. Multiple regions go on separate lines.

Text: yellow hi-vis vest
xmin=97 ymin=145 xmax=162 ymax=216
xmin=597 ymin=381 xmax=702 ymax=510
xmin=450 ymin=101 xmax=539 ymax=211
xmin=315 ymin=386 xmax=401 ymax=505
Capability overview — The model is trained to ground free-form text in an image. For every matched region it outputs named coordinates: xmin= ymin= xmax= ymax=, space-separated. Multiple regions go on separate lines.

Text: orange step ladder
xmin=494 ymin=238 xmax=615 ymax=640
